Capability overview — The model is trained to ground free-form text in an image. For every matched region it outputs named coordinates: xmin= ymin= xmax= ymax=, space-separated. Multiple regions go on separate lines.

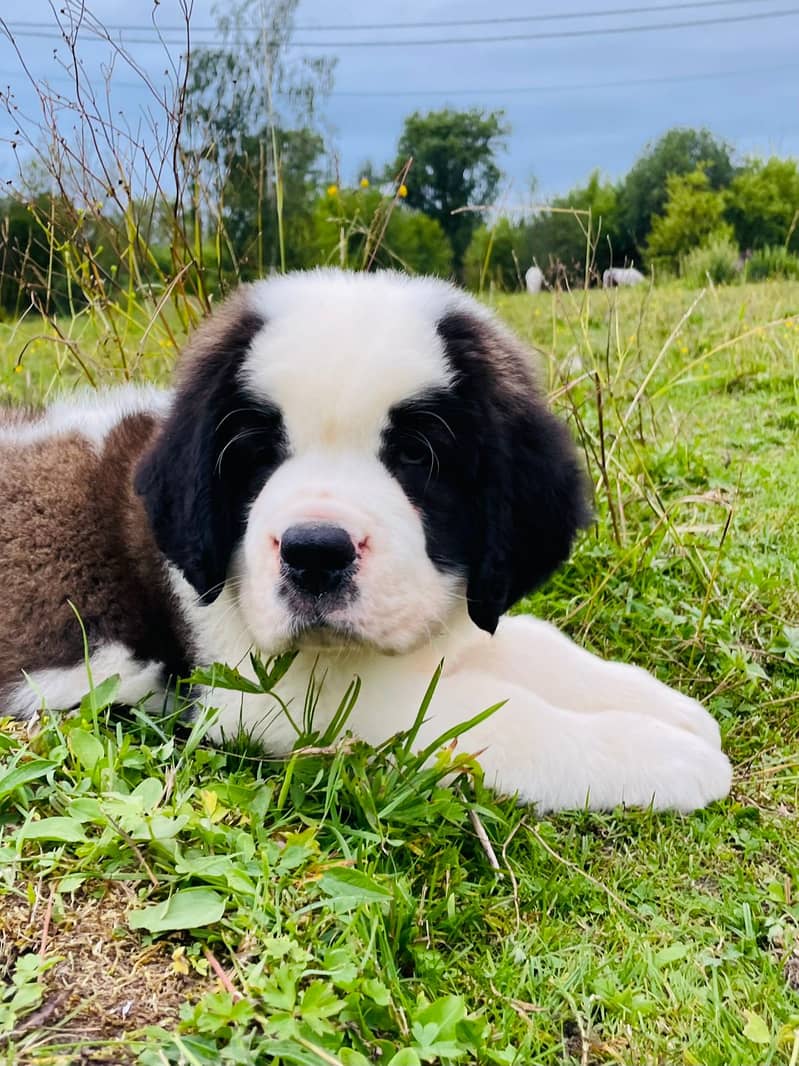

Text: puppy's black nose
xmin=280 ymin=523 xmax=356 ymax=596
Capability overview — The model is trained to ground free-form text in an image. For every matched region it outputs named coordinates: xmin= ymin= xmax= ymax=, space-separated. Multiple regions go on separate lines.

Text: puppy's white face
xmin=237 ymin=275 xmax=461 ymax=652
xmin=135 ymin=270 xmax=588 ymax=657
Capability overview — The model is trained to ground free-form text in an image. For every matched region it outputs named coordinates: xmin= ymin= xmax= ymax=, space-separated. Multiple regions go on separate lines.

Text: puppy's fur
xmin=0 ymin=270 xmax=731 ymax=811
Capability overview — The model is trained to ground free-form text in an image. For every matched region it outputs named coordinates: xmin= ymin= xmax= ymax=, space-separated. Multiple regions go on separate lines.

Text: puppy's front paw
xmin=617 ymin=718 xmax=732 ymax=812
xmin=475 ymin=710 xmax=732 ymax=813
xmin=648 ymin=690 xmax=722 ymax=749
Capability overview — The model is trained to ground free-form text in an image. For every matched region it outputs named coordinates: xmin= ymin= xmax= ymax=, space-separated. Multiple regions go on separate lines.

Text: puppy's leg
xmin=415 ymin=671 xmax=732 ymax=812
xmin=2 ymin=642 xmax=166 ymax=719
xmin=458 ymin=615 xmax=721 ymax=747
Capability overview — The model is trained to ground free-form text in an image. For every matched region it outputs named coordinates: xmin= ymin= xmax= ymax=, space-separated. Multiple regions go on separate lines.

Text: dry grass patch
xmin=0 ymin=881 xmax=211 ymax=1062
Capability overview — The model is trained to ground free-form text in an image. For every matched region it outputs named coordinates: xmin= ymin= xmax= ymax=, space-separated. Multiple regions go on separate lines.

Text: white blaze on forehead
xmin=241 ymin=271 xmax=457 ymax=451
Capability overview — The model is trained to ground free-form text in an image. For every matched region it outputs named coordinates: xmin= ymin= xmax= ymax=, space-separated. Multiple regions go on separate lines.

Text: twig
xmin=467 ymin=806 xmax=500 ymax=870
xmin=203 ymin=946 xmax=242 ymax=1000
xmin=39 ymin=885 xmax=55 ymax=959
xmin=364 ymin=156 xmax=414 ymax=272
xmin=104 ymin=813 xmax=160 ymax=889
xmin=0 ymin=992 xmax=67 ymax=1045
xmin=527 ymin=823 xmax=640 ymax=920
xmin=501 ymin=817 xmax=526 ymax=934
xmin=490 ymin=981 xmax=544 ymax=1021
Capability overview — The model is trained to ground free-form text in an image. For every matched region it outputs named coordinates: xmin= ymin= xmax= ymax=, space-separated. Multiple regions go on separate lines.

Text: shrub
xmin=309 ymin=187 xmax=452 ymax=276
xmin=680 ymin=230 xmax=740 ymax=286
xmin=647 ymin=169 xmax=728 ymax=270
xmin=463 ymin=218 xmax=531 ymax=291
xmin=745 ymin=245 xmax=799 ymax=281
xmin=726 ymin=157 xmax=799 ymax=253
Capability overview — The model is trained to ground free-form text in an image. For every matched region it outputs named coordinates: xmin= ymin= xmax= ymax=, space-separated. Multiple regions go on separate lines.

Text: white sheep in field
xmin=525 ymin=265 xmax=544 ymax=293
xmin=603 ymin=267 xmax=645 ymax=288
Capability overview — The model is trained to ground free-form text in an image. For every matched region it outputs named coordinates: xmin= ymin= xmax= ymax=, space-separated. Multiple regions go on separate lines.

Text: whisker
xmin=408 ymin=429 xmax=440 ymax=487
xmin=417 ymin=409 xmax=457 ymax=441
xmin=214 ymin=407 xmax=255 ymax=433
xmin=215 ymin=428 xmax=270 ymax=476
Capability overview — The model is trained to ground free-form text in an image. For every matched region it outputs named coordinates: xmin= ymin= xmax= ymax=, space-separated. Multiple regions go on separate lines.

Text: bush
xmin=646 ymin=169 xmax=728 ymax=270
xmin=526 ymin=171 xmax=624 ymax=287
xmin=463 ymin=218 xmax=531 ymax=291
xmin=726 ymin=158 xmax=799 ymax=253
xmin=309 ymin=187 xmax=453 ymax=276
xmin=745 ymin=245 xmax=799 ymax=281
xmin=680 ymin=230 xmax=740 ymax=286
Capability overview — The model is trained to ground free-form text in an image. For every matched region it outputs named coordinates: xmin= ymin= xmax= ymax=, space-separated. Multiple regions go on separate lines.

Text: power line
xmin=0 ymin=61 xmax=793 ymax=97
xmin=329 ymin=63 xmax=798 ymax=96
xmin=3 ymin=6 xmax=799 ymax=47
xmin=3 ymin=0 xmax=788 ymax=34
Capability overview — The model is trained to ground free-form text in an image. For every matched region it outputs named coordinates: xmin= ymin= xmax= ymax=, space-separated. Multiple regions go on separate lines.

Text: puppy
xmin=0 ymin=270 xmax=731 ymax=811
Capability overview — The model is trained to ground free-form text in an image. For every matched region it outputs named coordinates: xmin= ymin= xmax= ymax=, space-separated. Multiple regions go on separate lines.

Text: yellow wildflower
xmin=14 ymin=364 xmax=23 ymax=374
xmin=397 ymin=183 xmax=408 ymax=199
xmin=172 ymin=947 xmax=189 ymax=976
xmin=326 ymin=183 xmax=338 ymax=197
xmin=359 ymin=176 xmax=370 ymax=188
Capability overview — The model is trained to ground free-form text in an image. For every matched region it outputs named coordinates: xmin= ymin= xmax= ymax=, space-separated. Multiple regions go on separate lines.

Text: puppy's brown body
xmin=0 ymin=413 xmax=187 ymax=694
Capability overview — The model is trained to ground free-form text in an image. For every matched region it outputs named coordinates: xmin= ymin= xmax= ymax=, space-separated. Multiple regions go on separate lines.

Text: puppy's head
xmin=135 ymin=271 xmax=590 ymax=653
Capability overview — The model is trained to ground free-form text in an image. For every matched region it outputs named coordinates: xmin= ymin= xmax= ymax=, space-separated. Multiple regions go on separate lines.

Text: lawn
xmin=0 ymin=279 xmax=798 ymax=1065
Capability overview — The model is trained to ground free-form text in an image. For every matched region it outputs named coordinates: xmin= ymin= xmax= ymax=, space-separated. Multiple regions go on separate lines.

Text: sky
xmin=0 ymin=0 xmax=797 ymax=204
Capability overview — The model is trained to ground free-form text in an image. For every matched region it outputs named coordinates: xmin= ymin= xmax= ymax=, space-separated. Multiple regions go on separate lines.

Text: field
xmin=1 ymin=279 xmax=798 ymax=1065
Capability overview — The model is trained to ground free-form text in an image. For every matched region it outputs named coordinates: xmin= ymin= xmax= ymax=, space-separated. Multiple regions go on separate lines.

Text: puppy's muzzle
xmin=280 ymin=523 xmax=356 ymax=597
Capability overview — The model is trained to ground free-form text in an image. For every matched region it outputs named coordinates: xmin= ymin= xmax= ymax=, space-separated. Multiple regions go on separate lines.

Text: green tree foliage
xmin=725 ymin=157 xmax=799 ymax=252
xmin=220 ymin=128 xmax=327 ymax=277
xmin=0 ymin=196 xmax=73 ymax=315
xmin=464 ymin=172 xmax=623 ymax=291
xmin=309 ymin=187 xmax=452 ymax=276
xmin=463 ymin=218 xmax=531 ymax=291
xmin=618 ymin=128 xmax=735 ymax=255
xmin=646 ymin=169 xmax=729 ymax=269
xmin=462 ymin=173 xmax=623 ymax=291
xmin=387 ymin=109 xmax=507 ymax=276
xmin=184 ymin=0 xmax=334 ymax=277
xmin=527 ymin=171 xmax=622 ymax=284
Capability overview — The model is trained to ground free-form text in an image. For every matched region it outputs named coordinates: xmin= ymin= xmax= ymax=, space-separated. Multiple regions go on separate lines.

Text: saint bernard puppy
xmin=0 ymin=270 xmax=731 ymax=811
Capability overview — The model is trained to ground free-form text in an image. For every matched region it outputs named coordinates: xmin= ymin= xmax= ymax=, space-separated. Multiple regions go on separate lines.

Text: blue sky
xmin=1 ymin=0 xmax=797 ymax=203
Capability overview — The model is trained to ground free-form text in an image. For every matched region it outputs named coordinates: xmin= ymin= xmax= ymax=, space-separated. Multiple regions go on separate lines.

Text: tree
xmin=725 ymin=157 xmax=799 ymax=252
xmin=184 ymin=0 xmax=335 ymax=277
xmin=646 ymin=168 xmax=729 ymax=269
xmin=463 ymin=173 xmax=625 ymax=291
xmin=387 ymin=109 xmax=507 ymax=276
xmin=221 ymin=127 xmax=327 ymax=276
xmin=618 ymin=128 xmax=735 ymax=255
xmin=528 ymin=171 xmax=623 ymax=284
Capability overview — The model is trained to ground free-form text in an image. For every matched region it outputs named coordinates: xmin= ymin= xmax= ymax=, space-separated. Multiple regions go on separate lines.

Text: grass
xmin=1 ymin=279 xmax=798 ymax=1065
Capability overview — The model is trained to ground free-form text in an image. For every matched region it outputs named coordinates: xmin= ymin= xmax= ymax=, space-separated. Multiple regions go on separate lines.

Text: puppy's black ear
xmin=437 ymin=311 xmax=591 ymax=635
xmin=134 ymin=297 xmax=273 ymax=601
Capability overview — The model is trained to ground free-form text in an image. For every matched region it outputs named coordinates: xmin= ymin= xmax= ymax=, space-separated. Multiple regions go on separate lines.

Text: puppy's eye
xmin=397 ymin=440 xmax=429 ymax=466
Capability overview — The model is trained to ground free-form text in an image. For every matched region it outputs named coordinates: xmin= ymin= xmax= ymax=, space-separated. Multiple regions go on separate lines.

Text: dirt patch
xmin=0 ymin=880 xmax=212 ymax=1062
